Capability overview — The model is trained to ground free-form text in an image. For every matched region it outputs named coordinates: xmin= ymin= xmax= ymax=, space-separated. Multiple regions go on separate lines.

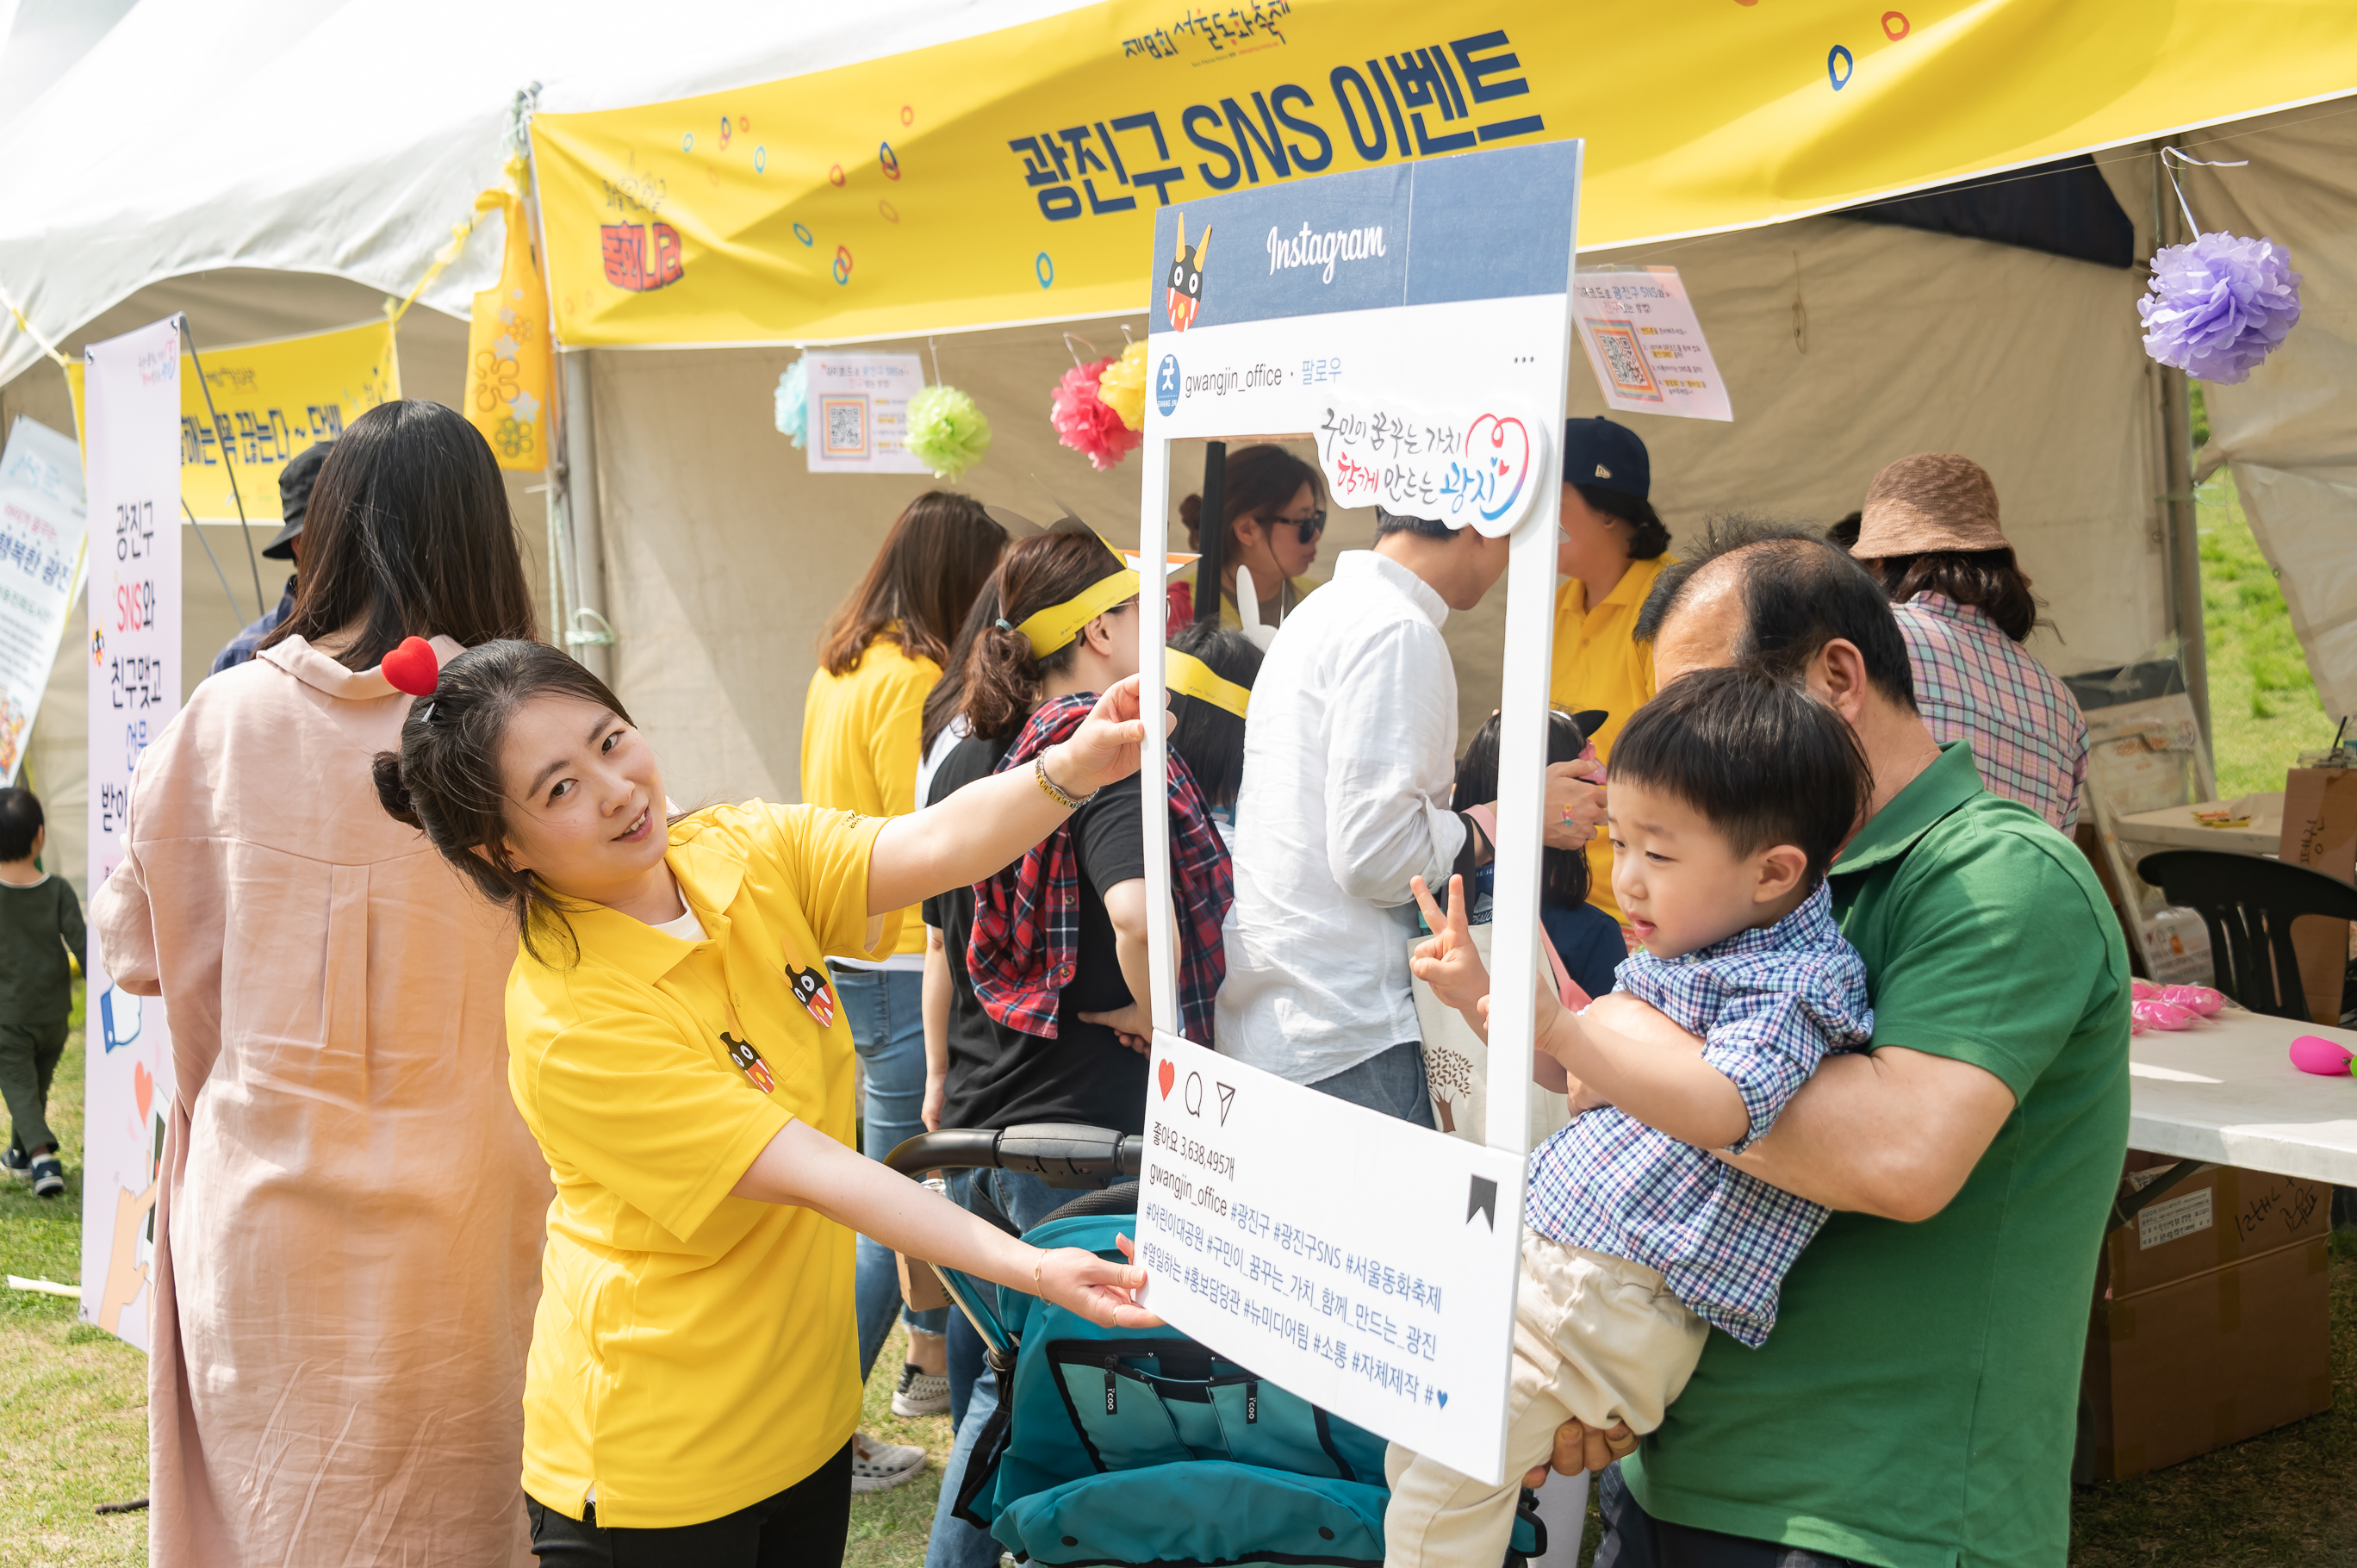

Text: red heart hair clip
xmin=382 ymin=636 xmax=440 ymax=698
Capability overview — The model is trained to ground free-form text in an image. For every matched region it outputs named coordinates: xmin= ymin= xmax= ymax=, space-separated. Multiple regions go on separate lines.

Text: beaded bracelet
xmin=1034 ymin=753 xmax=1096 ymax=810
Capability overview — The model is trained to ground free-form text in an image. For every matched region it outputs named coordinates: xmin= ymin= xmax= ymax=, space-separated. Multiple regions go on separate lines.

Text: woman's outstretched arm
xmin=866 ymin=675 xmax=1161 ymax=914
xmin=731 ymin=1119 xmax=1158 ymax=1327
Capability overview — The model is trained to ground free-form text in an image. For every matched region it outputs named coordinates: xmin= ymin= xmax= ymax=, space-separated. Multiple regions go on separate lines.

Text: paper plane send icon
xmin=1216 ymin=1082 xmax=1235 ymax=1124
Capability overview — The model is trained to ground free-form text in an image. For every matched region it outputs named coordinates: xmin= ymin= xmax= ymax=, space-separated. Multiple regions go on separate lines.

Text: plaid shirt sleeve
xmin=1700 ymin=989 xmax=1836 ymax=1153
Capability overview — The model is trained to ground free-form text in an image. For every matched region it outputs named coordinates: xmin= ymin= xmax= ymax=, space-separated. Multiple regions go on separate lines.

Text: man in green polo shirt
xmin=1542 ymin=520 xmax=2129 ymax=1568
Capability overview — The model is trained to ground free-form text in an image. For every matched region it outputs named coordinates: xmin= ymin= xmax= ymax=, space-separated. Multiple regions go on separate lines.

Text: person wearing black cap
xmin=208 ymin=440 xmax=330 ymax=675
xmin=1551 ymin=417 xmax=1675 ymax=929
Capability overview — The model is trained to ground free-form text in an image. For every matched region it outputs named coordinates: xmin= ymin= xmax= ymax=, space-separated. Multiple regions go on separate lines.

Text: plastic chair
xmin=2136 ymin=850 xmax=2357 ymax=1020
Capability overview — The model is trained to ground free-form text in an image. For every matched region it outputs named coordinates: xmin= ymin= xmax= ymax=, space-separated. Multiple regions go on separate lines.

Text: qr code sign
xmin=1586 ymin=320 xmax=1661 ymax=401
xmin=820 ymin=395 xmax=871 ymax=458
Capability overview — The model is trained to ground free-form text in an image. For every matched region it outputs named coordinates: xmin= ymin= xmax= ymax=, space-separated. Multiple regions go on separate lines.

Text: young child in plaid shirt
xmin=1388 ymin=667 xmax=1875 ymax=1567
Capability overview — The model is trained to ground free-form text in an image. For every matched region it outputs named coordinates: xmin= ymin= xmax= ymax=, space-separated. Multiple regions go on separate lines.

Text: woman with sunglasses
xmin=1168 ymin=443 xmax=1328 ymax=635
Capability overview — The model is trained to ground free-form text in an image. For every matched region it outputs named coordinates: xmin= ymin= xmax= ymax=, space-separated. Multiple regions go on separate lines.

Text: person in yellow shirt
xmin=372 ymin=638 xmax=1155 ymax=1564
xmin=1550 ymin=418 xmax=1674 ymax=927
xmin=1165 ymin=443 xmax=1328 ymax=635
xmin=801 ymin=491 xmax=1004 ymax=1457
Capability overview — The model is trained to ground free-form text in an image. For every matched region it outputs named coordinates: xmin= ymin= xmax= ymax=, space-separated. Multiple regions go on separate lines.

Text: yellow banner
xmin=532 ymin=0 xmax=2357 ymax=348
xmin=66 ymin=317 xmax=401 ymax=521
xmin=463 ymin=190 xmax=555 ymax=471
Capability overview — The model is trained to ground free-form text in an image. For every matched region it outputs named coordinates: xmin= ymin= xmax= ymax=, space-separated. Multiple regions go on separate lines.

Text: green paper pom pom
xmin=905 ymin=384 xmax=992 ymax=481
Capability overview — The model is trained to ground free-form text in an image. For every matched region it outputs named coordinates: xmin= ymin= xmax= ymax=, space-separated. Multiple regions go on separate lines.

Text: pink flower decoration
xmin=1051 ymin=356 xmax=1143 ymax=472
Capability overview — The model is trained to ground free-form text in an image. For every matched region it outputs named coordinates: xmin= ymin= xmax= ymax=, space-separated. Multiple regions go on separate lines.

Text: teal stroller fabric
xmin=940 ymin=1197 xmax=1540 ymax=1568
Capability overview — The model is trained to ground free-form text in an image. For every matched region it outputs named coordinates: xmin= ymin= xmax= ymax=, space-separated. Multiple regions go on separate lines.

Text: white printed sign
xmin=78 ymin=316 xmax=183 ymax=1351
xmin=0 ymin=418 xmax=88 ymax=782
xmin=1574 ymin=267 xmax=1732 ymax=422
xmin=1137 ymin=1034 xmax=1527 ymax=1483
xmin=805 ymin=353 xmax=930 ymax=474
xmin=1313 ymin=397 xmax=1551 ymax=538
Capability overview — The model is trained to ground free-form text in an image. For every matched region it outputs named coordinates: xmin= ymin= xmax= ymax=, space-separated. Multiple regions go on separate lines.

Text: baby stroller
xmin=888 ymin=1124 xmax=1546 ymax=1567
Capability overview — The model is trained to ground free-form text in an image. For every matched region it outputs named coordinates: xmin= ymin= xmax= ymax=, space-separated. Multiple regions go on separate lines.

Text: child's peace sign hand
xmin=1410 ymin=874 xmax=1492 ymax=1028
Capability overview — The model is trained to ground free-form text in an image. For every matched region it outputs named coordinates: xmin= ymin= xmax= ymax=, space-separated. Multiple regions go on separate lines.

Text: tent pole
xmin=560 ymin=349 xmax=613 ymax=683
xmin=1193 ymin=441 xmax=1226 ymax=628
xmin=2149 ymin=144 xmax=2211 ymax=749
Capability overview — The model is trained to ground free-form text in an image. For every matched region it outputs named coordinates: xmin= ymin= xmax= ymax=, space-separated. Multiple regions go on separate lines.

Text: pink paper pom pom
xmin=1051 ymin=356 xmax=1142 ymax=472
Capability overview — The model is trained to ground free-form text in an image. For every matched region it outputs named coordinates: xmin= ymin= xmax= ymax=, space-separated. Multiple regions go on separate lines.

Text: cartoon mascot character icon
xmin=723 ymin=1032 xmax=776 ymax=1094
xmin=1166 ymin=215 xmax=1213 ymax=332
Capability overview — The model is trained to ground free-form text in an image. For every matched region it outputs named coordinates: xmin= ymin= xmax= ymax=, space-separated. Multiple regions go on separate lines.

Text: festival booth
xmin=5 ymin=0 xmax=2357 ymax=1503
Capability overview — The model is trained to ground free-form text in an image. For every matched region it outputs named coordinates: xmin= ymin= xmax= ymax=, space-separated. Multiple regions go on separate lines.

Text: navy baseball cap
xmin=1562 ymin=417 xmax=1650 ymax=501
xmin=261 ymin=441 xmax=333 ymax=560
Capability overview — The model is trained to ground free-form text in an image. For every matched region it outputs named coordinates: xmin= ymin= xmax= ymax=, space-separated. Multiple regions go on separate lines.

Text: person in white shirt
xmin=1216 ymin=507 xmax=1608 ymax=1122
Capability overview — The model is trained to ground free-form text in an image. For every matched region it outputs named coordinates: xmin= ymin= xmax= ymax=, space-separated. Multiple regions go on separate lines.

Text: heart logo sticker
xmin=134 ymin=1061 xmax=152 ymax=1123
xmin=1463 ymin=414 xmax=1533 ymax=526
xmin=1157 ymin=1059 xmax=1176 ymax=1099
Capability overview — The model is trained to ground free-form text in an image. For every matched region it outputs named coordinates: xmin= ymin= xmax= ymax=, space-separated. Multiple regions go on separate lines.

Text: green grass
xmin=0 ymin=984 xmax=150 ymax=1566
xmin=2197 ymin=466 xmax=2342 ymax=796
xmin=847 ymin=1323 xmax=957 ymax=1568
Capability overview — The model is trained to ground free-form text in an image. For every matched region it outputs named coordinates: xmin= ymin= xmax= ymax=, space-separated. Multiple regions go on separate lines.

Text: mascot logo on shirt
xmin=723 ymin=1032 xmax=776 ymax=1094
xmin=786 ymin=964 xmax=836 ymax=1029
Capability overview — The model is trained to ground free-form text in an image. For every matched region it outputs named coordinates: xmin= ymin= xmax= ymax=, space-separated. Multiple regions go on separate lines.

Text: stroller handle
xmin=885 ymin=1123 xmax=1145 ymax=1188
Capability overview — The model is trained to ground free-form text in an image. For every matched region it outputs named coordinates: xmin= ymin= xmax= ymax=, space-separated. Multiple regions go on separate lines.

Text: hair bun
xmin=371 ymin=751 xmax=421 ymax=829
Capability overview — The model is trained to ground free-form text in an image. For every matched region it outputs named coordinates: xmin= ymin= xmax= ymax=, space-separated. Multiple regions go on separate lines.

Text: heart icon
xmin=1157 ymin=1059 xmax=1176 ymax=1099
xmin=381 ymin=636 xmax=441 ymax=697
xmin=134 ymin=1061 xmax=152 ymax=1123
xmin=1463 ymin=414 xmax=1533 ymax=526
xmin=1435 ymin=1390 xmax=1448 ymax=1409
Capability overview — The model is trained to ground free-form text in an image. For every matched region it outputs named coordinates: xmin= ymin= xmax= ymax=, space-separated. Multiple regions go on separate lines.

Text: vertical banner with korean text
xmin=0 ymin=418 xmax=88 ymax=782
xmin=78 ymin=317 xmax=182 ymax=1351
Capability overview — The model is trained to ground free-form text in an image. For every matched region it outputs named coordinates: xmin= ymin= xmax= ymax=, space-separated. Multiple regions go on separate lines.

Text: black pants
xmin=527 ymin=1442 xmax=853 ymax=1568
xmin=1595 ymin=1462 xmax=1870 ymax=1568
xmin=0 ymin=1017 xmax=67 ymax=1155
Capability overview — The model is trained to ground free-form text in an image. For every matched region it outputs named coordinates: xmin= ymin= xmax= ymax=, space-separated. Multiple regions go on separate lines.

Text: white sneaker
xmin=849 ymin=1431 xmax=926 ymax=1493
xmin=892 ymin=1363 xmax=951 ymax=1418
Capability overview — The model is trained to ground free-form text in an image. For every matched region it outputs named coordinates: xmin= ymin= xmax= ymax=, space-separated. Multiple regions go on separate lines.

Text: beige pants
xmin=1383 ymin=1230 xmax=1709 ymax=1568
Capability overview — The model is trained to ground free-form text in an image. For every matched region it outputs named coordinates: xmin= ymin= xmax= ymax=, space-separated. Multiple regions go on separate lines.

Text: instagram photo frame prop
xmin=1131 ymin=140 xmax=1581 ymax=1484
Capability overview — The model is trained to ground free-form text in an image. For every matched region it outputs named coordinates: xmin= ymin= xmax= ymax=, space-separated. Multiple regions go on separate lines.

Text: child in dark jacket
xmin=0 ymin=789 xmax=83 ymax=1198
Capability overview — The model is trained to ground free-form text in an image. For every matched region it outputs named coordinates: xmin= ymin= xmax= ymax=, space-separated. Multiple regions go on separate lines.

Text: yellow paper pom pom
xmin=1098 ymin=339 xmax=1151 ymax=432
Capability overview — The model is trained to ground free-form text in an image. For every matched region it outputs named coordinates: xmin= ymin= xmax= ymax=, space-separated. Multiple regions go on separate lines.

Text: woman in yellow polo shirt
xmin=801 ymin=489 xmax=1004 ymax=1455
xmin=373 ymin=637 xmax=1154 ymax=1564
xmin=1551 ymin=417 xmax=1674 ymax=928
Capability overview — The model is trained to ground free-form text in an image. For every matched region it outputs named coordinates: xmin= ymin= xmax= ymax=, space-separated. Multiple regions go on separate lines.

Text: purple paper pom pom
xmin=2137 ymin=231 xmax=2302 ymax=384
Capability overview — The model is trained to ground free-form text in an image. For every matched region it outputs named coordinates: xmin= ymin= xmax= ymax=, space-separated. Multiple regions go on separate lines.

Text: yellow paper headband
xmin=1166 ymin=649 xmax=1251 ymax=719
xmin=1011 ymin=568 xmax=1141 ymax=657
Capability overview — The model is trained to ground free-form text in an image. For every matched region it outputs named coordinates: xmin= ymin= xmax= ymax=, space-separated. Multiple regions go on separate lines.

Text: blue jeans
xmin=838 ymin=967 xmax=948 ymax=1384
xmin=928 ymin=1167 xmax=1099 ymax=1568
xmin=1309 ymin=1040 xmax=1437 ymax=1128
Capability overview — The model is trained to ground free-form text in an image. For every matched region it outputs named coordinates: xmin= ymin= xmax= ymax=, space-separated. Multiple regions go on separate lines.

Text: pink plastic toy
xmin=2288 ymin=1035 xmax=2354 ymax=1076
xmin=2130 ymin=978 xmax=2162 ymax=1000
xmin=2132 ymin=999 xmax=2195 ymax=1032
xmin=2159 ymin=985 xmax=2226 ymax=1016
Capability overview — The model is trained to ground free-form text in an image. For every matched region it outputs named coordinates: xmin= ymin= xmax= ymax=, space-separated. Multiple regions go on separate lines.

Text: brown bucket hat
xmin=1854 ymin=452 xmax=2008 ymax=557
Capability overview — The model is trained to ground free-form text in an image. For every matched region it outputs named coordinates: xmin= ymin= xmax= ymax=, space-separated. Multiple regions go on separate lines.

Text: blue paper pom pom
xmin=2137 ymin=231 xmax=2302 ymax=385
xmin=774 ymin=358 xmax=809 ymax=447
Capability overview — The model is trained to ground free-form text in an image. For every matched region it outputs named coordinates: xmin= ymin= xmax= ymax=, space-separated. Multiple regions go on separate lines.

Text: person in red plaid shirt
xmin=1849 ymin=452 xmax=2091 ymax=832
xmin=920 ymin=530 xmax=1231 ymax=1568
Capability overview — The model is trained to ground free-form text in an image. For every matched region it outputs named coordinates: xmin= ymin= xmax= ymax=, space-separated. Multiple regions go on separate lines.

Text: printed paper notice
xmin=805 ymin=354 xmax=930 ymax=475
xmin=1136 ymin=1031 xmax=1526 ymax=1484
xmin=1573 ymin=267 xmax=1732 ymax=422
xmin=0 ymin=418 xmax=87 ymax=782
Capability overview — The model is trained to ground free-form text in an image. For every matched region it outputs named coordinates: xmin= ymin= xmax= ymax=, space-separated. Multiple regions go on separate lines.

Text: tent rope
xmin=0 ymin=283 xmax=69 ymax=370
xmin=178 ymin=315 xmax=270 ymax=614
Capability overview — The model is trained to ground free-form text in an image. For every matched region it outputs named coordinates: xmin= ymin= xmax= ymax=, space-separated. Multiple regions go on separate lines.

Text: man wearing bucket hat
xmin=1550 ymin=416 xmax=1676 ymax=927
xmin=208 ymin=441 xmax=331 ymax=675
xmin=1850 ymin=452 xmax=2089 ymax=831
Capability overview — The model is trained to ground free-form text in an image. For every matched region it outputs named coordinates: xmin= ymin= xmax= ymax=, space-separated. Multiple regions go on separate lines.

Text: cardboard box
xmin=897 ymin=1250 xmax=952 ymax=1314
xmin=2078 ymin=1235 xmax=2334 ymax=1482
xmin=2098 ymin=1157 xmax=2331 ymax=1301
xmin=2277 ymin=766 xmax=2357 ymax=1024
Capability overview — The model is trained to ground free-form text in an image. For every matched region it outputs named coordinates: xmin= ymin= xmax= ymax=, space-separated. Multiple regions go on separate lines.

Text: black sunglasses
xmin=1259 ymin=509 xmax=1327 ymax=544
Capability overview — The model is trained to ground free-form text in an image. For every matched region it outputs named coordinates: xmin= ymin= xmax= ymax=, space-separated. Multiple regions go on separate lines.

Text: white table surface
xmin=2129 ymin=1005 xmax=2357 ymax=1185
xmin=2115 ymin=793 xmax=2284 ymax=860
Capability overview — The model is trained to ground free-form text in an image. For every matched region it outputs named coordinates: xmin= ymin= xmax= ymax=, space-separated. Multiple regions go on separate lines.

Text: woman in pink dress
xmin=94 ymin=400 xmax=550 ymax=1565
